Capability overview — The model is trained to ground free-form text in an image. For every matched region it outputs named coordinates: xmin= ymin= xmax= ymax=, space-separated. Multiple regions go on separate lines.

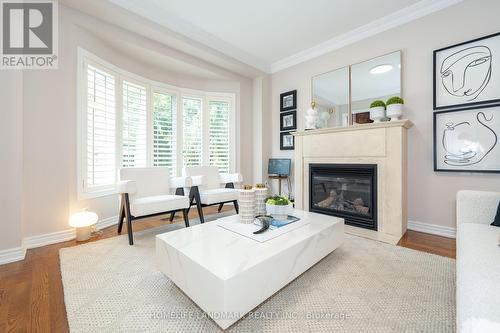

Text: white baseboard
xmin=96 ymin=215 xmax=118 ymax=230
xmin=0 ymin=216 xmax=120 ymax=266
xmin=407 ymin=220 xmax=456 ymax=239
xmin=22 ymin=229 xmax=76 ymax=249
xmin=0 ymin=246 xmax=26 ymax=265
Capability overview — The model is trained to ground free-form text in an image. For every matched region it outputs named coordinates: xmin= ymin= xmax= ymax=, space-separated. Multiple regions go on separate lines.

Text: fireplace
xmin=309 ymin=164 xmax=377 ymax=230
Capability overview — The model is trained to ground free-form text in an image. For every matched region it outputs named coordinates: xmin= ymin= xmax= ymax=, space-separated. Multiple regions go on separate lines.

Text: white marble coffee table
xmin=155 ymin=209 xmax=344 ymax=329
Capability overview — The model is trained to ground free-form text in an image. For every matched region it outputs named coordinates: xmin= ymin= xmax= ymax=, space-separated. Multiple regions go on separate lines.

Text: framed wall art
xmin=434 ymin=104 xmax=500 ymax=173
xmin=280 ymin=132 xmax=295 ymax=150
xmin=433 ymin=32 xmax=500 ymax=110
xmin=280 ymin=111 xmax=297 ymax=131
xmin=280 ymin=90 xmax=297 ymax=111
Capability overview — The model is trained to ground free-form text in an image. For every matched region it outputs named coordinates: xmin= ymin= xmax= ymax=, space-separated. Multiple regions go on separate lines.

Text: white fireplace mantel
xmin=292 ymin=120 xmax=413 ymax=244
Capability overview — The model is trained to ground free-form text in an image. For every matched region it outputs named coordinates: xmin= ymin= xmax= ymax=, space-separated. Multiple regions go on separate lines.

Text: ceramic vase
xmin=238 ymin=185 xmax=255 ymax=224
xmin=254 ymin=184 xmax=268 ymax=216
xmin=369 ymin=106 xmax=386 ymax=123
xmin=386 ymin=104 xmax=403 ymax=121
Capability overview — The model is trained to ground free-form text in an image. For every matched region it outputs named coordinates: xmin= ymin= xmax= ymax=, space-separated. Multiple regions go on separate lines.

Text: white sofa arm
xmin=170 ymin=176 xmax=192 ymax=188
xmin=457 ymin=190 xmax=500 ymax=225
xmin=190 ymin=175 xmax=205 ymax=187
xmin=220 ymin=173 xmax=243 ymax=185
xmin=117 ymin=180 xmax=137 ymax=194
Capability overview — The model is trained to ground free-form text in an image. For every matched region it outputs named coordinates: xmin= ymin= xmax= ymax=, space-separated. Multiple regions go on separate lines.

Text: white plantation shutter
xmin=182 ymin=97 xmax=203 ymax=167
xmin=152 ymin=92 xmax=177 ymax=175
xmin=209 ymin=100 xmax=230 ymax=173
xmin=85 ymin=64 xmax=116 ymax=192
xmin=122 ymin=81 xmax=148 ymax=168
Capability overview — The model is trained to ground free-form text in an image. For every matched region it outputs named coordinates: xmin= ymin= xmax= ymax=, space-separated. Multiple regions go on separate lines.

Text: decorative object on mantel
xmin=433 ymin=32 xmax=500 ymax=110
xmin=265 ymin=195 xmax=293 ymax=220
xmin=254 ymin=183 xmax=269 ymax=215
xmin=238 ymin=185 xmax=255 ymax=224
xmin=305 ymin=101 xmax=319 ymax=129
xmin=434 ymin=105 xmax=500 ymax=173
xmin=354 ymin=112 xmax=373 ymax=124
xmin=280 ymin=90 xmax=297 ymax=112
xmin=369 ymin=100 xmax=386 ymax=122
xmin=386 ymin=97 xmax=404 ymax=120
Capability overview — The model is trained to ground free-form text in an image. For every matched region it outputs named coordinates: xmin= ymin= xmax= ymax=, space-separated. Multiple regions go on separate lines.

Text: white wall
xmin=269 ymin=0 xmax=500 ymax=229
xmin=0 ymin=72 xmax=24 ymax=251
xmin=18 ymin=5 xmax=255 ymax=239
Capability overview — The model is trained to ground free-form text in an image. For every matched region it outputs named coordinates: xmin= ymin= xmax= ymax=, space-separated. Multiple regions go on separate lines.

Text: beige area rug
xmin=60 ymin=215 xmax=455 ymax=333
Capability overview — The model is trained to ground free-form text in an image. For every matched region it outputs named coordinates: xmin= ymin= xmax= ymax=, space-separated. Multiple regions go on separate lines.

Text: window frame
xmin=77 ymin=48 xmax=237 ymax=200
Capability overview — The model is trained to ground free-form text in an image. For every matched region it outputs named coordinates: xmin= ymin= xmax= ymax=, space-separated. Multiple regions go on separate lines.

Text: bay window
xmin=78 ymin=49 xmax=235 ymax=199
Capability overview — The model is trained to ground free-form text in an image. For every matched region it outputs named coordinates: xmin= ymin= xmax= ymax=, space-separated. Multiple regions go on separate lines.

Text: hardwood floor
xmin=0 ymin=211 xmax=456 ymax=333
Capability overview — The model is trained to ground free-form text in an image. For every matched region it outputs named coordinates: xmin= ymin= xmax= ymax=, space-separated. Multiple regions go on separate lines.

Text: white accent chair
xmin=180 ymin=166 xmax=242 ymax=223
xmin=118 ymin=167 xmax=192 ymax=245
xmin=456 ymin=190 xmax=500 ymax=332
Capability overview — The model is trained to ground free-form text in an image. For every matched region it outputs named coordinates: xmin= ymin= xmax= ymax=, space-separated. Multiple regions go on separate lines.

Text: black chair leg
xmin=233 ymin=200 xmax=239 ymax=214
xmin=217 ymin=203 xmax=224 ymax=212
xmin=118 ymin=197 xmax=125 ymax=234
xmin=169 ymin=212 xmax=175 ymax=222
xmin=182 ymin=209 xmax=190 ymax=228
xmin=123 ymin=193 xmax=134 ymax=245
xmin=190 ymin=186 xmax=205 ymax=224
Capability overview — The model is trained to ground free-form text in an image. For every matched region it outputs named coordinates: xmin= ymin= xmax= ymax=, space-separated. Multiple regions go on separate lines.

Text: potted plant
xmin=386 ymin=97 xmax=404 ymax=121
xmin=265 ymin=195 xmax=293 ymax=220
xmin=369 ymin=100 xmax=386 ymax=122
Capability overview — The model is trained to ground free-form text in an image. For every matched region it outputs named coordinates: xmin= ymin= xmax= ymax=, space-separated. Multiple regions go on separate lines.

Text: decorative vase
xmin=305 ymin=101 xmax=319 ymax=129
xmin=369 ymin=106 xmax=386 ymax=123
xmin=238 ymin=185 xmax=255 ymax=224
xmin=386 ymin=104 xmax=403 ymax=121
xmin=266 ymin=203 xmax=293 ymax=220
xmin=254 ymin=183 xmax=268 ymax=216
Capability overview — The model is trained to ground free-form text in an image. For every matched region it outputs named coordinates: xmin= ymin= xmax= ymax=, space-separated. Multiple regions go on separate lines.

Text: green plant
xmin=266 ymin=195 xmax=291 ymax=206
xmin=386 ymin=96 xmax=404 ymax=105
xmin=370 ymin=100 xmax=386 ymax=109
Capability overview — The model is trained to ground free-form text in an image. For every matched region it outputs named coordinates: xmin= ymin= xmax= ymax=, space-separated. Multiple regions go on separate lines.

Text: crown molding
xmin=270 ymin=0 xmax=463 ymax=73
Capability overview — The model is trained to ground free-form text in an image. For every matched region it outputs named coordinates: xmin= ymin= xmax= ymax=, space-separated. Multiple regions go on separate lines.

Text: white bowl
xmin=266 ymin=203 xmax=293 ymax=220
xmin=370 ymin=106 xmax=386 ymax=123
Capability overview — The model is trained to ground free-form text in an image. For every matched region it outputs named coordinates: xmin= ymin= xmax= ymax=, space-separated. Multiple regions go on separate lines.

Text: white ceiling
xmin=107 ymin=0 xmax=462 ymax=73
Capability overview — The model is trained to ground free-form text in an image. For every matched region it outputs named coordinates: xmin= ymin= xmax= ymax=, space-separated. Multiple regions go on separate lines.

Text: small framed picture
xmin=280 ymin=90 xmax=297 ymax=112
xmin=433 ymin=32 xmax=500 ymax=110
xmin=434 ymin=104 xmax=500 ymax=173
xmin=280 ymin=111 xmax=297 ymax=131
xmin=280 ymin=132 xmax=294 ymax=150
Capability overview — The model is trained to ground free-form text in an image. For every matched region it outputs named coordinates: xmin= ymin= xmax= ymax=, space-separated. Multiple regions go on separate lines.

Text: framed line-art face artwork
xmin=280 ymin=132 xmax=294 ymax=150
xmin=280 ymin=111 xmax=297 ymax=131
xmin=280 ymin=90 xmax=297 ymax=111
xmin=433 ymin=32 xmax=500 ymax=110
xmin=434 ymin=105 xmax=500 ymax=173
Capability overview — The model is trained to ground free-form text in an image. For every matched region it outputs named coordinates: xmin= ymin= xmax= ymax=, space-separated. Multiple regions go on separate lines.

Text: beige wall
xmin=0 ymin=72 xmax=24 ymax=251
xmin=269 ymin=0 xmax=500 ymax=229
xmin=19 ymin=5 xmax=254 ymax=238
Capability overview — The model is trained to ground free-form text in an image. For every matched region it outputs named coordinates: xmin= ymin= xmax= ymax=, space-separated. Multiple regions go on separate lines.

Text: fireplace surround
xmin=293 ymin=120 xmax=413 ymax=244
xmin=310 ymin=164 xmax=377 ymax=230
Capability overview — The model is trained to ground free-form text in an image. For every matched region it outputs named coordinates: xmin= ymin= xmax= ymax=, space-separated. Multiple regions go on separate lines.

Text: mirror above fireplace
xmin=351 ymin=51 xmax=402 ymax=122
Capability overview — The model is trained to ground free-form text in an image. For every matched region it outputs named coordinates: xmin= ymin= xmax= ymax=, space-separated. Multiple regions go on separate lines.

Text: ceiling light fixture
xmin=370 ymin=64 xmax=393 ymax=75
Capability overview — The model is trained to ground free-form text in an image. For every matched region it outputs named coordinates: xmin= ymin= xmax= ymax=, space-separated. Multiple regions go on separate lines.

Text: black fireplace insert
xmin=309 ymin=164 xmax=377 ymax=230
